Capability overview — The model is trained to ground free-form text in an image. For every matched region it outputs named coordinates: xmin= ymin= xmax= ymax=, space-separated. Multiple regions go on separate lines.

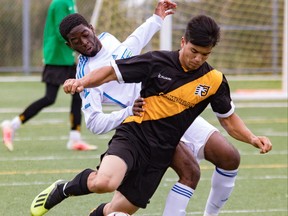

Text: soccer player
xmin=1 ymin=0 xmax=96 ymax=151
xmin=31 ymin=9 xmax=272 ymax=216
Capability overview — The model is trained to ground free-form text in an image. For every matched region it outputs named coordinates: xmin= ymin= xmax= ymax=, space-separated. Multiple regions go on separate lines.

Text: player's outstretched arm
xmin=122 ymin=0 xmax=176 ymax=56
xmin=63 ymin=66 xmax=117 ymax=94
xmin=218 ymin=113 xmax=272 ymax=154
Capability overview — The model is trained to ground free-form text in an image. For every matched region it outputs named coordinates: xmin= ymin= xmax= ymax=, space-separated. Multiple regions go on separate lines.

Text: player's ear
xmin=89 ymin=24 xmax=95 ymax=33
xmin=65 ymin=41 xmax=72 ymax=49
xmin=181 ymin=37 xmax=185 ymax=48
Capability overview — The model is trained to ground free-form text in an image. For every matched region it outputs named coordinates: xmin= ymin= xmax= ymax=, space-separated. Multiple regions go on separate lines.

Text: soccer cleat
xmin=1 ymin=120 xmax=14 ymax=151
xmin=30 ymin=180 xmax=67 ymax=216
xmin=66 ymin=140 xmax=98 ymax=151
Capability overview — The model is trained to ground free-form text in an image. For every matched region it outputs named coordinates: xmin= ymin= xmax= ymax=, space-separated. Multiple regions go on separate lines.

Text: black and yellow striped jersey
xmin=112 ymin=50 xmax=233 ymax=168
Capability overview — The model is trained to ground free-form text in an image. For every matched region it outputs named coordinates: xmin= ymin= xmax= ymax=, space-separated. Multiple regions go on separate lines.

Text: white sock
xmin=162 ymin=182 xmax=194 ymax=216
xmin=69 ymin=130 xmax=81 ymax=141
xmin=11 ymin=116 xmax=21 ymax=130
xmin=204 ymin=167 xmax=238 ymax=216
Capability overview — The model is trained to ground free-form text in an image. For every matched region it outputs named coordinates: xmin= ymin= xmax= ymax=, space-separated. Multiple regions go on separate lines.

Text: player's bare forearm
xmin=218 ymin=113 xmax=253 ymax=143
xmin=84 ymin=66 xmax=117 ymax=88
xmin=63 ymin=66 xmax=117 ymax=94
xmin=218 ymin=113 xmax=272 ymax=154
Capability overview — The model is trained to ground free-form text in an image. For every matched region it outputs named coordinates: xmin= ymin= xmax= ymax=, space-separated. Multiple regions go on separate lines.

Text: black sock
xmin=57 ymin=183 xmax=66 ymax=199
xmin=64 ymin=168 xmax=94 ymax=196
xmin=89 ymin=203 xmax=107 ymax=216
xmin=44 ymin=181 xmax=67 ymax=209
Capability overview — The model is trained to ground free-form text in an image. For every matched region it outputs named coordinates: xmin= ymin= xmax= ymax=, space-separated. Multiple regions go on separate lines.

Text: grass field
xmin=0 ymin=77 xmax=287 ymax=216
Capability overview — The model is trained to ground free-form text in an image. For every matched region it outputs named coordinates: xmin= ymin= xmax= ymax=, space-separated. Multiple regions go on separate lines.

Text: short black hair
xmin=184 ymin=15 xmax=220 ymax=47
xmin=59 ymin=13 xmax=90 ymax=41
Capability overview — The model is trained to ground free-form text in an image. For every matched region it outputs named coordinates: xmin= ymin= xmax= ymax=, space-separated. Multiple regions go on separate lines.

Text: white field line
xmin=0 ymin=106 xmax=122 ymax=113
xmin=8 ymin=128 xmax=287 ymax=144
xmin=0 ymin=101 xmax=287 ymax=115
xmin=0 ymin=155 xmax=100 ymax=162
xmin=184 ymin=209 xmax=288 ymax=215
xmin=163 ymin=175 xmax=288 ymax=184
xmin=0 ymin=76 xmax=41 ymax=82
xmin=10 ymin=133 xmax=111 ymax=142
xmin=0 ymin=75 xmax=282 ymax=82
xmin=10 ymin=131 xmax=286 ymax=144
xmin=0 ymin=175 xmax=288 ymax=187
xmin=137 ymin=208 xmax=288 ymax=215
xmin=0 ymin=149 xmax=286 ymax=163
xmin=0 ymin=162 xmax=286 ymax=176
xmin=0 ymin=175 xmax=286 ymax=187
xmin=0 ymin=171 xmax=288 ymax=187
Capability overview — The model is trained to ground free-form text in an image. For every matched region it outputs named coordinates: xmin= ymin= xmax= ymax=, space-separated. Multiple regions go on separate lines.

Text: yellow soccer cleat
xmin=30 ymin=180 xmax=67 ymax=216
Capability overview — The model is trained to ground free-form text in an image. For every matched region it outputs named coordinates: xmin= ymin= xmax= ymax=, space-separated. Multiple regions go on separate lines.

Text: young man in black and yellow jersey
xmin=33 ymin=13 xmax=272 ymax=216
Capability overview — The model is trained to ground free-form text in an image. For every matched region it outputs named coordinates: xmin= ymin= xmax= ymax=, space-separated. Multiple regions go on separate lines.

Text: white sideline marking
xmin=0 ymin=149 xmax=286 ymax=162
xmin=125 ymin=208 xmax=288 ymax=215
xmin=0 ymin=181 xmax=53 ymax=186
xmin=0 ymin=75 xmax=282 ymax=82
xmin=0 ymin=106 xmax=122 ymax=113
xmin=184 ymin=209 xmax=288 ymax=215
xmin=0 ymin=102 xmax=287 ymax=114
xmin=164 ymin=175 xmax=287 ymax=184
xmin=0 ymin=155 xmax=100 ymax=162
xmin=0 ymin=76 xmax=41 ymax=82
xmin=3 ymin=174 xmax=284 ymax=187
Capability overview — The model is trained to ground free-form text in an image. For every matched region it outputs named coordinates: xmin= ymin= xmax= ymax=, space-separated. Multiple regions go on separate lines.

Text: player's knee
xmin=227 ymin=145 xmax=240 ymax=168
xmin=205 ymin=133 xmax=241 ymax=170
xmin=219 ymin=146 xmax=240 ymax=170
xmin=172 ymin=141 xmax=201 ymax=188
xmin=179 ymin=162 xmax=200 ymax=189
xmin=44 ymin=96 xmax=56 ymax=106
xmin=230 ymin=147 xmax=240 ymax=168
xmin=89 ymin=176 xmax=118 ymax=193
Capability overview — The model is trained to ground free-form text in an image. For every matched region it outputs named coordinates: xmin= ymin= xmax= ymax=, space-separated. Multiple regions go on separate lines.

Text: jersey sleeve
xmin=80 ymin=87 xmax=134 ymax=134
xmin=122 ymin=14 xmax=163 ymax=55
xmin=112 ymin=52 xmax=153 ymax=83
xmin=210 ymin=75 xmax=235 ymax=117
xmin=76 ymin=55 xmax=134 ymax=134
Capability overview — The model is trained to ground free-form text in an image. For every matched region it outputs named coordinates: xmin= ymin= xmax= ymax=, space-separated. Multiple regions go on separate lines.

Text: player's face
xmin=179 ymin=37 xmax=212 ymax=71
xmin=66 ymin=24 xmax=101 ymax=57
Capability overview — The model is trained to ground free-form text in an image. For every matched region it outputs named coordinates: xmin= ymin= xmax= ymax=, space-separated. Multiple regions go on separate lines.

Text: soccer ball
xmin=107 ymin=212 xmax=130 ymax=216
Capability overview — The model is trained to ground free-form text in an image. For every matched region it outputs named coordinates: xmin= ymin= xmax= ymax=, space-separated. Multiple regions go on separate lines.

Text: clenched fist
xmin=63 ymin=78 xmax=84 ymax=94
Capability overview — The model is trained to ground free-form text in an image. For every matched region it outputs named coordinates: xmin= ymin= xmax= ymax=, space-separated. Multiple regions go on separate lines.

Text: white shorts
xmin=180 ymin=116 xmax=219 ymax=163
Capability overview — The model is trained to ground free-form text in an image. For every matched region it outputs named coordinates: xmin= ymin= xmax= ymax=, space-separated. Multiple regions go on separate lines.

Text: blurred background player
xmin=1 ymin=0 xmax=97 ymax=151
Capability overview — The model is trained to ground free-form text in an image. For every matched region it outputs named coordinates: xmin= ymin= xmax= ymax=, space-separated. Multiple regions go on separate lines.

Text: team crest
xmin=195 ymin=84 xmax=210 ymax=96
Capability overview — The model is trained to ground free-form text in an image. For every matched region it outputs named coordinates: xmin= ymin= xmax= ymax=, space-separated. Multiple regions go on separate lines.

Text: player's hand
xmin=251 ymin=136 xmax=272 ymax=154
xmin=63 ymin=78 xmax=84 ymax=94
xmin=132 ymin=97 xmax=145 ymax=116
xmin=154 ymin=0 xmax=177 ymax=20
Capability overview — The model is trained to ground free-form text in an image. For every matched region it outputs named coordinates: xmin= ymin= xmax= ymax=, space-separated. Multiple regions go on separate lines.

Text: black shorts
xmin=98 ymin=133 xmax=168 ymax=208
xmin=42 ymin=64 xmax=76 ymax=85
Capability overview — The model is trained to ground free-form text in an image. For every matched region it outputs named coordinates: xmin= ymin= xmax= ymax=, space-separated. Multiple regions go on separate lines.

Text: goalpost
xmin=90 ymin=0 xmax=104 ymax=28
xmin=282 ymin=0 xmax=287 ymax=95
